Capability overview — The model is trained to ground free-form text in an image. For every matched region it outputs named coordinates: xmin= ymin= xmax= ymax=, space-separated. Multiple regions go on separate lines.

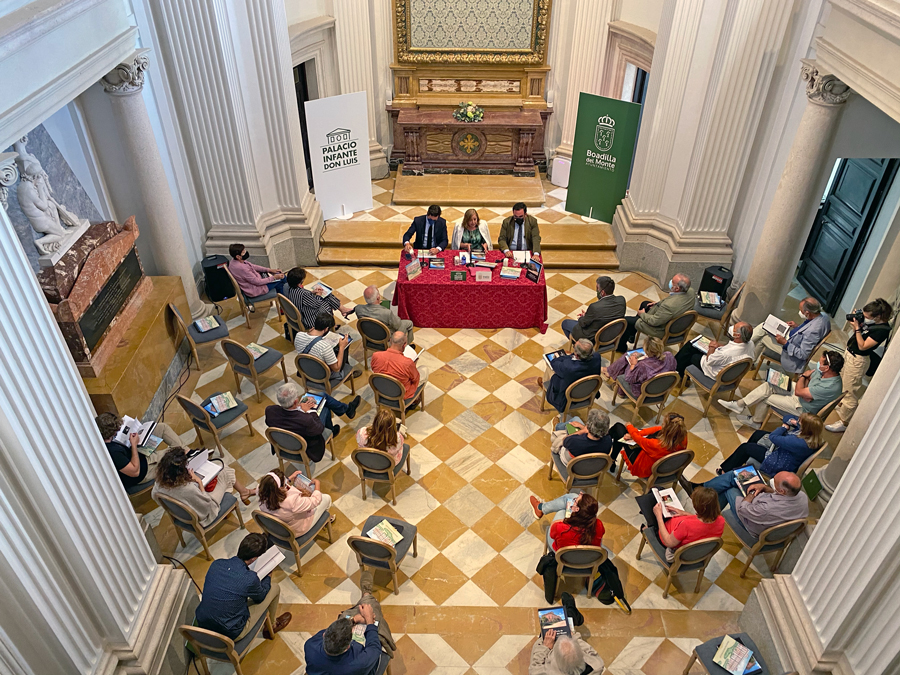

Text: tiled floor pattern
xmin=139 ymin=267 xmax=840 ymax=675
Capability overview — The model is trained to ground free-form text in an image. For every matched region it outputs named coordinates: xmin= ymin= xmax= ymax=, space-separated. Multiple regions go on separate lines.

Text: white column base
xmin=369 ymin=139 xmax=390 ymax=179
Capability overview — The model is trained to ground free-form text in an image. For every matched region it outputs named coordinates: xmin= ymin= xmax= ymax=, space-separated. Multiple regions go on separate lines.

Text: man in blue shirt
xmin=539 ymin=339 xmax=603 ymax=414
xmin=194 ymin=533 xmax=292 ymax=640
xmin=750 ymin=296 xmax=831 ymax=374
xmin=403 ymin=205 xmax=448 ymax=254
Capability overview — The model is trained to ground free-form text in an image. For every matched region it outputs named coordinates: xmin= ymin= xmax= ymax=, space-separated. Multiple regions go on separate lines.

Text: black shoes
xmin=346 ymin=395 xmax=362 ymax=419
xmin=560 ymin=592 xmax=584 ymax=627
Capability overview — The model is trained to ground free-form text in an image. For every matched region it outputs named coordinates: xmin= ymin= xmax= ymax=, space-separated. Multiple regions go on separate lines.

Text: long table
xmin=392 ymin=250 xmax=548 ymax=332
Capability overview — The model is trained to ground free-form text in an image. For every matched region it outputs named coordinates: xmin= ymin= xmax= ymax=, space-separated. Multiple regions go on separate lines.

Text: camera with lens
xmin=846 ymin=309 xmax=865 ymax=324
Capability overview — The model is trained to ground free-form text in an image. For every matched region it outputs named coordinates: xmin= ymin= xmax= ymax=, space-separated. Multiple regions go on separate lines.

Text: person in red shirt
xmin=370 ymin=331 xmax=429 ymax=400
xmin=608 ymin=412 xmax=688 ymax=478
xmin=636 ymin=487 xmax=724 ymax=562
xmin=529 ymin=492 xmax=605 ymax=552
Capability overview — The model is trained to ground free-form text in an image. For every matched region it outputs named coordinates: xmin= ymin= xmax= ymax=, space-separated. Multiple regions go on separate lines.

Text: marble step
xmin=317 ymin=246 xmax=618 ymax=269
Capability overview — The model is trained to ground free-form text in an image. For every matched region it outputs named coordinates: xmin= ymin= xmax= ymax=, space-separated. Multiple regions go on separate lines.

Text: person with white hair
xmin=617 ymin=273 xmax=695 ymax=352
xmin=353 ymin=285 xmax=416 ymax=346
xmin=529 ymin=629 xmax=604 ymax=675
xmin=673 ymin=321 xmax=755 ymax=377
xmin=539 ymin=339 xmax=603 ymax=414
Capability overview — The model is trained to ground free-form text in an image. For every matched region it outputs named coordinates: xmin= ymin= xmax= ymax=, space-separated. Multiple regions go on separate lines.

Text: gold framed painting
xmin=394 ymin=0 xmax=552 ymax=64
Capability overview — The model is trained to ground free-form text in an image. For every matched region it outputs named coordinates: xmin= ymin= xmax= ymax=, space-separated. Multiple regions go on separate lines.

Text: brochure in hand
xmin=293 ymin=472 xmax=315 ymax=492
xmin=248 ymin=546 xmax=285 ymax=580
xmin=367 ymin=519 xmax=404 ymax=546
xmin=692 ymin=335 xmax=712 ymax=352
xmin=652 ymin=487 xmax=684 ymax=518
xmin=538 ymin=607 xmax=573 ymax=639
xmin=114 ymin=416 xmax=158 ymax=447
xmin=403 ymin=345 xmax=420 ymax=361
xmin=762 ymin=314 xmax=790 ymax=339
xmin=186 ymin=449 xmax=222 ymax=487
xmin=734 ymin=465 xmax=768 ymax=497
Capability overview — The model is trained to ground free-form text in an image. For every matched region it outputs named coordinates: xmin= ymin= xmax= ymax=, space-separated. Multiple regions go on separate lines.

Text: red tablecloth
xmin=393 ymin=250 xmax=548 ymax=332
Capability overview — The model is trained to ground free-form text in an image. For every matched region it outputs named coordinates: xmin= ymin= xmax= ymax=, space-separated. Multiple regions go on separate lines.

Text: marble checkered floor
xmin=136 ymin=269 xmax=833 ymax=675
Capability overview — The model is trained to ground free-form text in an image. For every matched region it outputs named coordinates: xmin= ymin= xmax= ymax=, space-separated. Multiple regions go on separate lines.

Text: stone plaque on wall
xmin=79 ymin=249 xmax=142 ymax=352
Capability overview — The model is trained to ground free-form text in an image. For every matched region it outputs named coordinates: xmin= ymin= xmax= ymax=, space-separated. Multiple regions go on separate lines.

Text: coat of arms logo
xmin=594 ymin=115 xmax=615 ymax=152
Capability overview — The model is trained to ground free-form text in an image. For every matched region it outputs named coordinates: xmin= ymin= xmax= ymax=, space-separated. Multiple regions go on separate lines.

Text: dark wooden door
xmin=798 ymin=157 xmax=899 ymax=314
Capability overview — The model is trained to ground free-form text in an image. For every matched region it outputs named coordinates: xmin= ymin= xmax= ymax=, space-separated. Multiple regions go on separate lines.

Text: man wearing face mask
xmin=673 ymin=321 xmax=755 ymax=377
xmin=499 ymin=202 xmax=541 ymax=260
xmin=562 ymin=275 xmax=626 ymax=342
xmin=749 ymin=297 xmax=831 ymax=376
xmin=227 ymin=242 xmax=285 ymax=310
xmin=403 ymin=205 xmax=448 ymax=255
xmin=617 ymin=273 xmax=695 ymax=352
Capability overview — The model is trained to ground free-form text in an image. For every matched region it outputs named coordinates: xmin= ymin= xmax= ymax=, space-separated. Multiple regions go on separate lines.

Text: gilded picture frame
xmin=394 ymin=0 xmax=552 ymax=64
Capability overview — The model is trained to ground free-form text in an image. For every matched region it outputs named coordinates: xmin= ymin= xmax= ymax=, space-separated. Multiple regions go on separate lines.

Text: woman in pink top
xmin=356 ymin=409 xmax=406 ymax=463
xmin=257 ymin=469 xmax=334 ymax=537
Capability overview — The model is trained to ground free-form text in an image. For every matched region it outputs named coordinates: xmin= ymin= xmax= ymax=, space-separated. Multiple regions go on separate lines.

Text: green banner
xmin=565 ymin=93 xmax=641 ymax=223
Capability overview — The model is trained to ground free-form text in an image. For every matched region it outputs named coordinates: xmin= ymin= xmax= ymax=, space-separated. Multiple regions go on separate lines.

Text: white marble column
xmin=613 ymin=0 xmax=794 ymax=285
xmin=332 ymin=0 xmax=391 ymax=179
xmin=737 ymin=61 xmax=851 ymax=325
xmin=0 ymin=204 xmax=190 ymax=674
xmin=101 ymin=51 xmax=213 ymax=320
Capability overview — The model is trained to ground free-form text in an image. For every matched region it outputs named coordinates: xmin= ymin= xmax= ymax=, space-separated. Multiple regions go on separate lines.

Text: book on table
xmin=513 ymin=250 xmax=531 ymax=264
xmin=474 ymin=260 xmax=498 ymax=269
xmin=367 ymin=519 xmax=404 ymax=546
xmin=246 ymin=342 xmax=268 ymax=359
xmin=471 ymin=252 xmax=486 ymax=261
xmin=429 ymin=257 xmax=445 ymax=269
xmin=248 ymin=545 xmax=285 ymax=580
xmin=537 ymin=607 xmax=573 ymax=639
xmin=699 ymin=291 xmax=723 ymax=307
xmin=416 ymin=250 xmax=438 ymax=259
xmin=712 ymin=635 xmax=759 ymax=675
xmin=204 ymin=391 xmax=238 ymax=417
xmin=692 ymin=335 xmax=712 ymax=352
xmin=299 ymin=392 xmax=326 ymax=415
xmin=525 ymin=260 xmax=543 ymax=283
xmin=193 ymin=316 xmax=219 ymax=332
xmin=652 ymin=487 xmax=684 ymax=518
xmin=406 ymin=258 xmax=422 ymax=280
xmin=403 ymin=345 xmax=420 ymax=361
xmin=762 ymin=314 xmax=790 ymax=339
xmin=186 ymin=449 xmax=222 ymax=487
xmin=543 ymin=349 xmax=566 ymax=369
xmin=114 ymin=416 xmax=158 ymax=447
xmin=312 ymin=282 xmax=333 ymax=298
xmin=500 ymin=266 xmax=522 ymax=279
xmin=733 ymin=465 xmax=768 ymax=497
xmin=766 ymin=368 xmax=792 ymax=392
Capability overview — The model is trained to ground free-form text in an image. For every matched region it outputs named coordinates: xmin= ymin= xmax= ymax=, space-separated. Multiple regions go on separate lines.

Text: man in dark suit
xmin=498 ymin=202 xmax=541 ymax=258
xmin=540 ymin=339 xmax=603 ymax=413
xmin=403 ymin=205 xmax=448 ymax=254
xmin=562 ymin=275 xmax=627 ymax=342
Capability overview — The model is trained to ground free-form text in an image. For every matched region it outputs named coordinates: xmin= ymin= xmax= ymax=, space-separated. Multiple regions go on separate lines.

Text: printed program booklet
xmin=186 ymin=449 xmax=222 ymax=487
xmin=114 ymin=416 xmax=159 ymax=448
xmin=538 ymin=607 xmax=573 ymax=639
xmin=692 ymin=335 xmax=712 ymax=352
xmin=204 ymin=391 xmax=238 ymax=417
xmin=367 ymin=519 xmax=404 ymax=546
xmin=766 ymin=368 xmax=792 ymax=392
xmin=193 ymin=316 xmax=219 ymax=332
xmin=712 ymin=635 xmax=755 ymax=675
xmin=699 ymin=291 xmax=723 ymax=307
xmin=762 ymin=314 xmax=790 ymax=339
xmin=246 ymin=342 xmax=268 ymax=359
xmin=734 ymin=465 xmax=767 ymax=497
xmin=293 ymin=472 xmax=315 ymax=492
xmin=248 ymin=546 xmax=285 ymax=579
xmin=403 ymin=345 xmax=420 ymax=361
xmin=652 ymin=487 xmax=684 ymax=518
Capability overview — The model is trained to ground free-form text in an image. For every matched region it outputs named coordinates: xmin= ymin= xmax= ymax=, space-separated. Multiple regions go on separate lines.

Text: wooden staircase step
xmin=540 ymin=250 xmax=619 ymax=269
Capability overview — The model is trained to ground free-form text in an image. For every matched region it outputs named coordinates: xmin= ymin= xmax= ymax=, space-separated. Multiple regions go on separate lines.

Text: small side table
xmin=682 ymin=633 xmax=786 ymax=675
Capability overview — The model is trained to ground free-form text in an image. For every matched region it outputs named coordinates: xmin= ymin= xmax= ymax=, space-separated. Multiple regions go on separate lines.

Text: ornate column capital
xmin=0 ymin=152 xmax=19 ymax=211
xmin=101 ymin=48 xmax=150 ymax=96
xmin=800 ymin=58 xmax=851 ymax=106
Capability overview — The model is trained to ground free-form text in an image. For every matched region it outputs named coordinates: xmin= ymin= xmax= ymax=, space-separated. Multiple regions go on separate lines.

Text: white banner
xmin=304 ymin=92 xmax=373 ymax=220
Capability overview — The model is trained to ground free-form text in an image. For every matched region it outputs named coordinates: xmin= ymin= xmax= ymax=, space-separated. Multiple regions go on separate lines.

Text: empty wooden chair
xmin=277 ymin=293 xmax=303 ymax=341
xmin=221 ymin=339 xmax=288 ymax=403
xmin=168 ymin=302 xmax=228 ymax=371
xmin=348 ymin=515 xmax=418 ymax=594
xmin=176 ymin=393 xmax=254 ymax=457
xmin=157 ymin=492 xmax=244 ymax=561
xmin=265 ymin=427 xmax=335 ymax=478
xmin=542 ymin=545 xmax=608 ymax=602
xmin=617 ymin=448 xmax=695 ymax=495
xmin=180 ymin=618 xmax=270 ymax=675
xmin=547 ymin=452 xmax=612 ymax=500
xmin=591 ymin=318 xmax=628 ymax=362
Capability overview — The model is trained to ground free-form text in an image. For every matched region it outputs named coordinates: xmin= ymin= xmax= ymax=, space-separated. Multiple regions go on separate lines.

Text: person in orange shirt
xmin=608 ymin=412 xmax=688 ymax=478
xmin=370 ymin=332 xmax=429 ymax=401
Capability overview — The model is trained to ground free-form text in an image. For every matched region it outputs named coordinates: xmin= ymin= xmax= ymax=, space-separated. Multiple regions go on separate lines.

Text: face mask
xmin=597 ymin=291 xmax=604 ymax=300
xmin=728 ymin=326 xmax=737 ymax=340
xmin=799 ymin=311 xmax=806 ymax=320
xmin=817 ymin=361 xmax=825 ymax=373
xmin=515 ymin=216 xmax=524 ymax=225
xmin=668 ymin=280 xmax=674 ymax=292
xmin=865 ymin=318 xmax=876 ymax=325
xmin=241 ymin=251 xmax=250 ymax=260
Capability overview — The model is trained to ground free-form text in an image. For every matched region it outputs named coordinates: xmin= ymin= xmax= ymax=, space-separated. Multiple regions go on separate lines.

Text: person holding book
xmin=356 ymin=409 xmax=407 ymax=464
xmin=529 ymin=628 xmax=604 ymax=675
xmin=827 ymin=298 xmax=893 ymax=432
xmin=285 ymin=267 xmax=355 ymax=331
xmin=151 ymin=446 xmax=256 ymax=523
xmin=608 ymin=412 xmax=688 ymax=478
xmin=550 ymin=409 xmax=612 ymax=465
xmin=354 ymin=285 xmax=416 ymax=346
xmin=227 ymin=243 xmax=285 ymax=309
xmin=95 ymin=412 xmax=183 ymax=489
xmin=603 ymin=337 xmax=676 ymax=397
xmin=750 ymin=296 xmax=831 ymax=375
xmin=194 ymin=532 xmax=292 ymax=640
xmin=636 ymin=486 xmax=724 ymax=562
xmin=672 ymin=321 xmax=755 ymax=377
xmin=295 ymin=311 xmax=362 ymax=384
xmin=617 ymin=273 xmax=695 ymax=352
xmin=451 ymin=208 xmax=492 ymax=252
xmin=370 ymin=331 xmax=428 ymax=400
xmin=715 ymin=412 xmax=824 ymax=476
xmin=561 ymin=274 xmax=626 ymax=342
xmin=528 ymin=492 xmax=605 ymax=552
xmin=538 ymin=339 xmax=603 ymax=414
xmin=258 ymin=469 xmax=334 ymax=536
xmin=719 ymin=350 xmax=844 ymax=427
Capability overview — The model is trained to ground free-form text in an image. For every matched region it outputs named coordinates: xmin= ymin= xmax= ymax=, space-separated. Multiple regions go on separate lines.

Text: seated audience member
xmin=403 ymin=204 xmax=448 ymax=254
xmin=751 ymin=296 xmax=830 ymax=374
xmin=618 ymin=273 xmax=695 ymax=352
xmin=265 ymin=382 xmax=360 ymax=462
xmin=151 ymin=446 xmax=255 ymax=520
xmin=697 ymin=470 xmax=809 ymax=538
xmin=295 ymin=311 xmax=360 ymax=384
xmin=194 ymin=532 xmax=291 ymax=639
xmin=550 ymin=409 xmax=612 ymax=465
xmin=562 ymin=275 xmax=626 ymax=342
xmin=539 ymin=339 xmax=603 ymax=414
xmin=604 ymin=337 xmax=676 ymax=397
xmin=636 ymin=486 xmax=724 ymax=561
xmin=828 ymin=298 xmax=893 ymax=432
xmin=356 ymin=409 xmax=406 ymax=464
xmin=673 ymin=321 xmax=755 ymax=377
xmin=96 ymin=412 xmax=183 ymax=489
xmin=719 ymin=351 xmax=844 ymax=428
xmin=528 ymin=492 xmax=605 ymax=552
xmin=714 ymin=412 xmax=823 ymax=476
xmin=227 ymin=243 xmax=285 ymax=308
xmin=258 ymin=468 xmax=334 ymax=536
xmin=609 ymin=412 xmax=688 ymax=478
xmin=499 ymin=202 xmax=541 ymax=259
xmin=305 ymin=572 xmax=396 ymax=675
xmin=529 ymin=624 xmax=604 ymax=675
xmin=285 ymin=267 xmax=354 ymax=331
xmin=451 ymin=208 xmax=492 ymax=252
xmin=370 ymin=331 xmax=429 ymax=401
xmin=354 ymin=285 xmax=415 ymax=346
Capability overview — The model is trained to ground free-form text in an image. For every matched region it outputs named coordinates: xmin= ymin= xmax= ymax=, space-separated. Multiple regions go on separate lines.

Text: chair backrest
xmin=815 ymin=392 xmax=845 ymax=420
xmin=672 ymin=536 xmax=722 ymax=567
xmin=180 ymin=625 xmax=237 ymax=661
xmin=566 ymin=375 xmax=602 ymax=407
xmin=347 ymin=535 xmax=396 ymax=563
xmin=639 ymin=371 xmax=679 ymax=404
xmin=594 ymin=318 xmax=627 ymax=351
xmin=664 ymin=311 xmax=698 ymax=342
xmin=167 ymin=302 xmax=194 ymax=346
xmin=810 ymin=329 xmax=833 ymax=364
xmin=649 ymin=449 xmax=695 ymax=486
xmin=717 ymin=357 xmax=753 ymax=387
xmin=265 ymin=428 xmax=311 ymax=474
xmin=296 ymin=353 xmax=330 ymax=384
xmin=351 ymin=447 xmax=397 ymax=478
xmin=721 ymin=283 xmax=745 ymax=324
xmin=277 ymin=293 xmax=303 ymax=333
xmin=567 ymin=453 xmax=613 ymax=482
xmin=796 ymin=443 xmax=827 ymax=479
xmin=176 ymin=394 xmax=214 ymax=431
xmin=369 ymin=372 xmax=406 ymax=406
xmin=253 ymin=510 xmax=297 ymax=547
xmin=158 ymin=493 xmax=200 ymax=530
xmin=222 ymin=339 xmax=254 ymax=369
xmin=222 ymin=263 xmax=247 ymax=304
xmin=358 ymin=317 xmax=391 ymax=348
xmin=555 ymin=545 xmax=607 ymax=572
xmin=758 ymin=518 xmax=807 ymax=547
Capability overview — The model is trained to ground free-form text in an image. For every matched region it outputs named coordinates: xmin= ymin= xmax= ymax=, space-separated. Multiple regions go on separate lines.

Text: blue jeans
xmin=703 ymin=472 xmax=744 ymax=513
xmin=561 ymin=319 xmax=578 ymax=339
xmin=248 ymin=279 xmax=285 ymax=299
xmin=554 ymin=416 xmax=583 ymax=432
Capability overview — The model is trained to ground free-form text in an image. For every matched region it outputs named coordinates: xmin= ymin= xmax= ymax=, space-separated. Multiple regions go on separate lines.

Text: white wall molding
xmin=601 ymin=21 xmax=655 ymax=99
xmin=289 ymin=16 xmax=340 ymax=99
xmin=817 ymin=36 xmax=900 ymax=124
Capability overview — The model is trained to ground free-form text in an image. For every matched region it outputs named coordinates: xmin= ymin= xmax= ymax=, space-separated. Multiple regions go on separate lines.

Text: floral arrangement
xmin=453 ymin=101 xmax=484 ymax=123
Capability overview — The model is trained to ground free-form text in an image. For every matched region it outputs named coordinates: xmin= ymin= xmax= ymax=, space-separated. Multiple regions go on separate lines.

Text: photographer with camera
xmin=826 ymin=299 xmax=893 ymax=433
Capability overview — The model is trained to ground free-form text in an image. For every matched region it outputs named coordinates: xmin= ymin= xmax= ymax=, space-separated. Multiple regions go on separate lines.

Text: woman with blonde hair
xmin=356 ymin=409 xmax=406 ymax=463
xmin=603 ymin=337 xmax=676 ymax=398
xmin=609 ymin=412 xmax=688 ymax=478
xmin=450 ymin=208 xmax=492 ymax=252
xmin=717 ymin=412 xmax=823 ymax=475
xmin=258 ymin=467 xmax=334 ymax=537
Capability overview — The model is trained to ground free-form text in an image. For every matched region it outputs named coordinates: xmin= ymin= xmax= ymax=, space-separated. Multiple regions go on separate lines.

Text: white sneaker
xmin=825 ymin=421 xmax=847 ymax=433
xmin=718 ymin=399 xmax=745 ymax=414
xmin=736 ymin=414 xmax=761 ymax=430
